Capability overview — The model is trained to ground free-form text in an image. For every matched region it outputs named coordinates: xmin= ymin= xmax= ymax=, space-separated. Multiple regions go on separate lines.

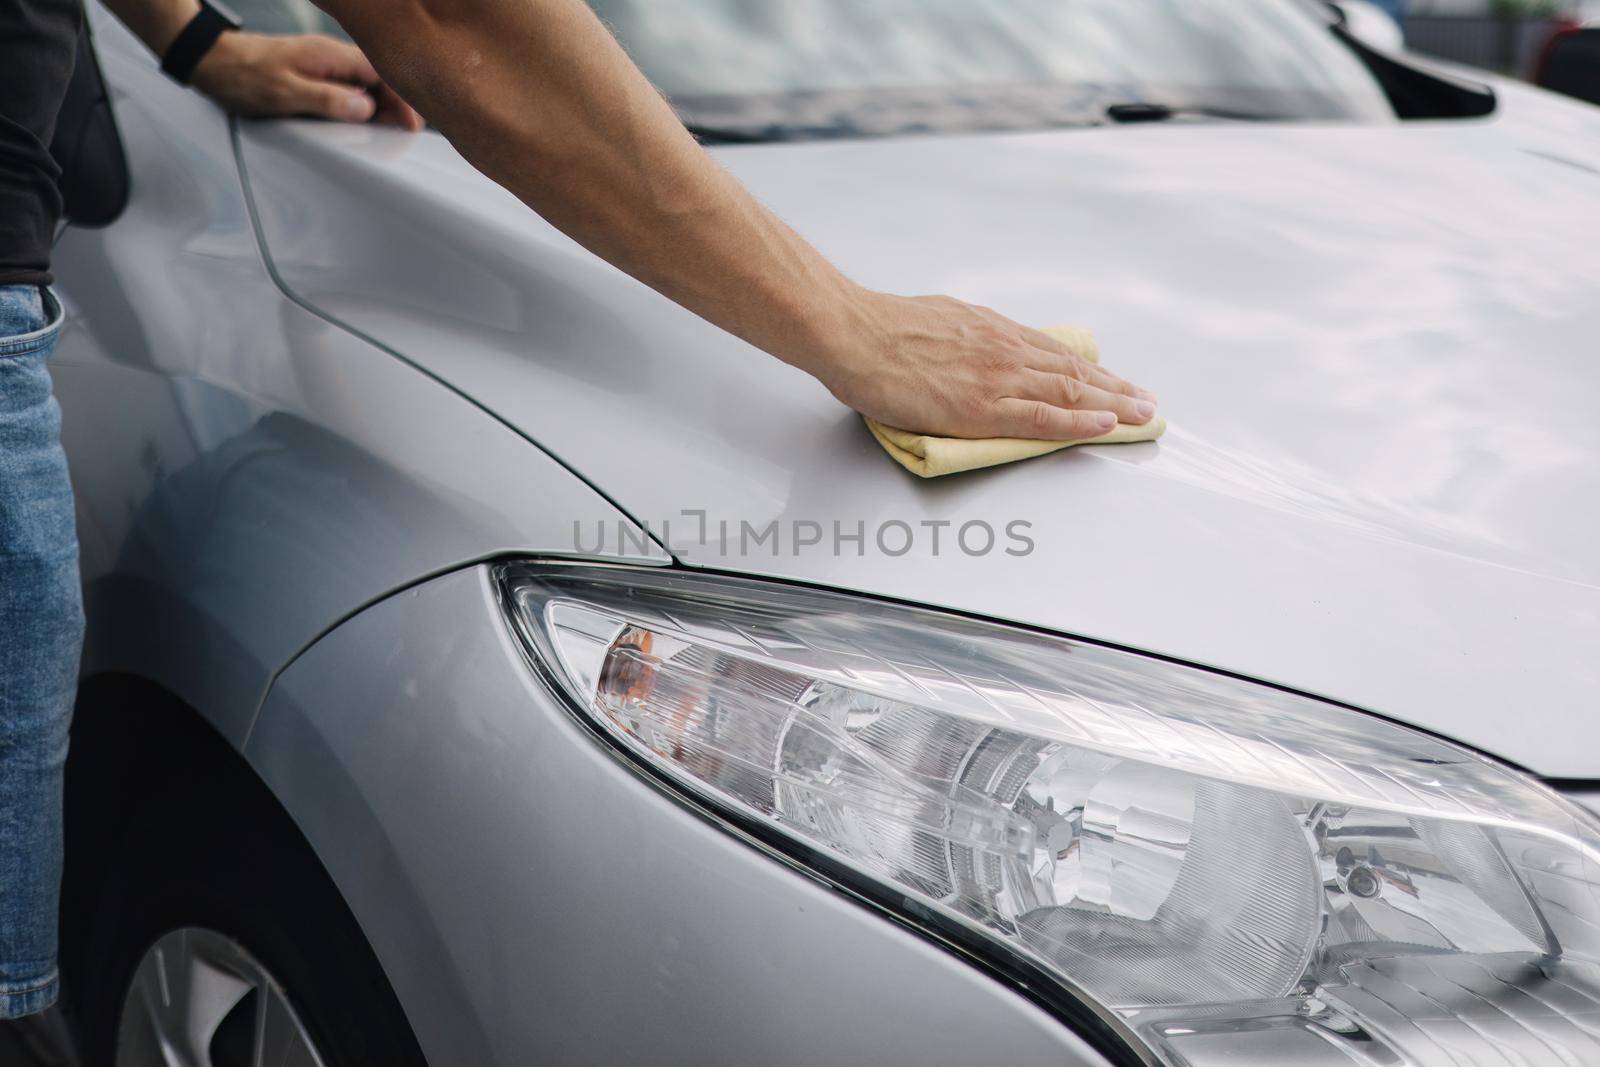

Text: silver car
xmin=51 ymin=1 xmax=1600 ymax=1065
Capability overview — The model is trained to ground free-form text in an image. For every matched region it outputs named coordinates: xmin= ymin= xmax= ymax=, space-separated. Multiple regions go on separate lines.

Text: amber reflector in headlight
xmin=499 ymin=563 xmax=1600 ymax=1067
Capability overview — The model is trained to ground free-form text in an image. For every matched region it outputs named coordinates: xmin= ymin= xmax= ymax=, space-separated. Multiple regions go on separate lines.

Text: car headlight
xmin=498 ymin=562 xmax=1600 ymax=1067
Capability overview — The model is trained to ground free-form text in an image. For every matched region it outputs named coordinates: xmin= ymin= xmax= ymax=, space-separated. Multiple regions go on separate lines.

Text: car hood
xmin=241 ymin=77 xmax=1600 ymax=777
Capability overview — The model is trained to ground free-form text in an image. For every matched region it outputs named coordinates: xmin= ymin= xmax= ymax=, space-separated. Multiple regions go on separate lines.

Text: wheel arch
xmin=61 ymin=671 xmax=427 ymax=1064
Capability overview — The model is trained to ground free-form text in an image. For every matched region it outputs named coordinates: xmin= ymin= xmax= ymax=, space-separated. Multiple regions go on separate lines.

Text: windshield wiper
xmin=1104 ymin=102 xmax=1283 ymax=124
xmin=683 ymin=123 xmax=787 ymax=145
xmin=681 ymin=98 xmax=1283 ymax=144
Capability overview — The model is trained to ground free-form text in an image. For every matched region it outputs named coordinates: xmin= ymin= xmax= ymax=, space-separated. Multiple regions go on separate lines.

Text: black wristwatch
xmin=161 ymin=0 xmax=243 ymax=85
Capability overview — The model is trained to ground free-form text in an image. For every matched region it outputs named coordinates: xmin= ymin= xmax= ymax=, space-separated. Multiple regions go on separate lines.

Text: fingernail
xmin=1138 ymin=388 xmax=1159 ymax=403
xmin=340 ymin=93 xmax=375 ymax=121
xmin=1134 ymin=400 xmax=1156 ymax=420
xmin=1094 ymin=411 xmax=1117 ymax=431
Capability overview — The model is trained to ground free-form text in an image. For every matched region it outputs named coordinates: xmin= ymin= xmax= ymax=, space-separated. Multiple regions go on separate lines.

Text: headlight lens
xmin=500 ymin=563 xmax=1600 ymax=1066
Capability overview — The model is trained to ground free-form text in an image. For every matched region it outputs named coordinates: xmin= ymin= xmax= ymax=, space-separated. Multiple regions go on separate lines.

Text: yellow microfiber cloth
xmin=864 ymin=325 xmax=1166 ymax=478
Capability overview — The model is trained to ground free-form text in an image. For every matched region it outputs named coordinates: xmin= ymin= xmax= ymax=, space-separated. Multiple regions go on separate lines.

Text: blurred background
xmin=1380 ymin=0 xmax=1596 ymax=81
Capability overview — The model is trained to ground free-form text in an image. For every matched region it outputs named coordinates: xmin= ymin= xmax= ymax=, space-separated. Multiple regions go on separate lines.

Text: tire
xmin=70 ymin=741 xmax=428 ymax=1067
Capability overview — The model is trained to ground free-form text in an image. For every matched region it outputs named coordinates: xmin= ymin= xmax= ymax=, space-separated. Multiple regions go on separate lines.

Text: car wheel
xmin=69 ymin=711 xmax=428 ymax=1067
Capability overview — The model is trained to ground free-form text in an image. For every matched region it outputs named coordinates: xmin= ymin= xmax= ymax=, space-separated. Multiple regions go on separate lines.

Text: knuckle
xmin=980 ymin=349 xmax=1022 ymax=377
xmin=1059 ymin=378 xmax=1085 ymax=405
xmin=954 ymin=387 xmax=987 ymax=420
xmin=1026 ymin=401 xmax=1056 ymax=433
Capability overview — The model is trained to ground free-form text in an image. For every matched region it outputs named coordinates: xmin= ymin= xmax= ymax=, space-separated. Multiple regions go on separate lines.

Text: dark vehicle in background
xmin=1535 ymin=22 xmax=1600 ymax=104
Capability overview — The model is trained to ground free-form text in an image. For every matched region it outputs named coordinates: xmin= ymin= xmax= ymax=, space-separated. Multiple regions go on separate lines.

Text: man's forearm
xmin=322 ymin=0 xmax=867 ymax=382
xmin=316 ymin=0 xmax=1156 ymax=440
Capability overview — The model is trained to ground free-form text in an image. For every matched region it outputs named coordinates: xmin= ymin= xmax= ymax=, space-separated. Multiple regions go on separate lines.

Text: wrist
xmin=161 ymin=0 xmax=243 ymax=85
xmin=148 ymin=0 xmax=201 ymax=55
xmin=763 ymin=278 xmax=880 ymax=383
xmin=188 ymin=29 xmax=252 ymax=94
xmin=790 ymin=283 xmax=890 ymax=393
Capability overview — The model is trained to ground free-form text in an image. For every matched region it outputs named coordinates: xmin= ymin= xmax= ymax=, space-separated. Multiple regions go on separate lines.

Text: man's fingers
xmin=991 ymin=399 xmax=1118 ymax=442
xmin=1025 ymin=344 xmax=1146 ymax=399
xmin=291 ymin=37 xmax=422 ymax=129
xmin=1020 ymin=324 xmax=1095 ymax=362
xmin=1019 ymin=325 xmax=1157 ymax=402
xmin=284 ymin=72 xmax=377 ymax=122
xmin=291 ymin=35 xmax=382 ymax=86
xmin=372 ymin=81 xmax=425 ymax=130
xmin=1018 ymin=369 xmax=1156 ymax=425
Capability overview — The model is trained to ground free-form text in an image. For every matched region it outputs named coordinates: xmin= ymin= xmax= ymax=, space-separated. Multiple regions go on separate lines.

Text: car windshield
xmin=592 ymin=0 xmax=1396 ymax=138
xmin=234 ymin=0 xmax=1397 ymax=139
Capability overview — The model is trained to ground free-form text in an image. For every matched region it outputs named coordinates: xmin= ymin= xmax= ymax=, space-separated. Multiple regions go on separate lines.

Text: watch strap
xmin=161 ymin=1 xmax=242 ymax=85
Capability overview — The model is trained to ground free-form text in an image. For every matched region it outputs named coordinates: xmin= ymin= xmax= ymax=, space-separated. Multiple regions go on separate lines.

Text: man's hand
xmin=102 ymin=0 xmax=422 ymax=128
xmin=811 ymin=293 xmax=1158 ymax=440
xmin=191 ymin=32 xmax=422 ymax=128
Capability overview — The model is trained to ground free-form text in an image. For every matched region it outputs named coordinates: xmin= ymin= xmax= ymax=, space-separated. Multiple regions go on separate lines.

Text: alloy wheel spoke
xmin=115 ymin=928 xmax=327 ymax=1067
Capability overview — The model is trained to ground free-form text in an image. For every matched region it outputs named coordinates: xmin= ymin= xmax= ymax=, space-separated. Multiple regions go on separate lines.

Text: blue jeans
xmin=0 ymin=285 xmax=83 ymax=1019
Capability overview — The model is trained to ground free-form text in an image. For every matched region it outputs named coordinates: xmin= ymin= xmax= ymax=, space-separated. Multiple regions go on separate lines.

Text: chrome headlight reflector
xmin=500 ymin=563 xmax=1600 ymax=1066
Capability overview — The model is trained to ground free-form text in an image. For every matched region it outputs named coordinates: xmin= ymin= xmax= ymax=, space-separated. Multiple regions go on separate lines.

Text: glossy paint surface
xmin=241 ymin=78 xmax=1600 ymax=775
xmin=249 ymin=566 xmax=1117 ymax=1067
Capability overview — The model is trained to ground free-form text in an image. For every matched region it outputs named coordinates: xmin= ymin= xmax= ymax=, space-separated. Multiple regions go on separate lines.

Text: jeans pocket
xmin=0 ymin=288 xmax=64 ymax=360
